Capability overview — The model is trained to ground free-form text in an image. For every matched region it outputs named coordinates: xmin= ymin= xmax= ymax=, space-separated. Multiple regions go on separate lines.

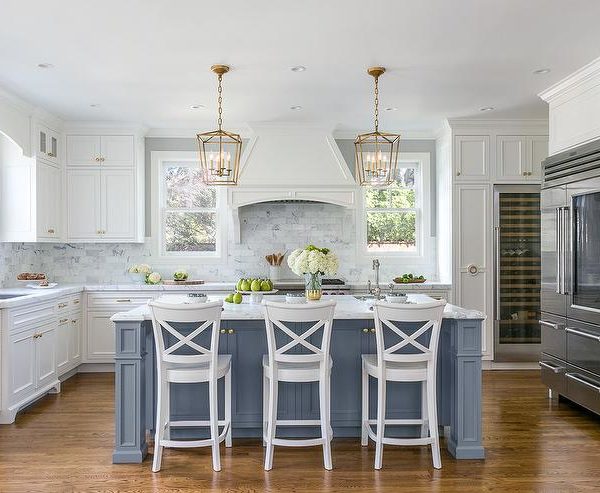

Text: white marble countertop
xmin=110 ymin=294 xmax=485 ymax=322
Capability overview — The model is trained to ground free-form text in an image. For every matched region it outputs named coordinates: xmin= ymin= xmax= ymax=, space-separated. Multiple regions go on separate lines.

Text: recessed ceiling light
xmin=290 ymin=105 xmax=303 ymax=110
xmin=385 ymin=107 xmax=398 ymax=111
xmin=533 ymin=68 xmax=551 ymax=75
xmin=37 ymin=63 xmax=54 ymax=69
xmin=480 ymin=106 xmax=495 ymax=112
xmin=190 ymin=104 xmax=205 ymax=109
xmin=89 ymin=103 xmax=100 ymax=108
xmin=290 ymin=65 xmax=306 ymax=72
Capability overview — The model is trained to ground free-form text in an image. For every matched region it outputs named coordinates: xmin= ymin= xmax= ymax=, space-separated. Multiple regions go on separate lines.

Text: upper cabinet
xmin=65 ymin=131 xmax=143 ymax=242
xmin=454 ymin=135 xmax=490 ymax=181
xmin=36 ymin=123 xmax=61 ymax=166
xmin=66 ymin=135 xmax=134 ymax=167
xmin=495 ymin=135 xmax=548 ymax=181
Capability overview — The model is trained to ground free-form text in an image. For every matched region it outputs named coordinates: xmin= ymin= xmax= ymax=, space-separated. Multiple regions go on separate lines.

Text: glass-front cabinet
xmin=494 ymin=186 xmax=541 ymax=361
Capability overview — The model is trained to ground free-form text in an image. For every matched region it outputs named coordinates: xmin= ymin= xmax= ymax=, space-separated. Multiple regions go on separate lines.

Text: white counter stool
xmin=262 ymin=300 xmax=336 ymax=471
xmin=361 ymin=300 xmax=446 ymax=470
xmin=148 ymin=300 xmax=232 ymax=473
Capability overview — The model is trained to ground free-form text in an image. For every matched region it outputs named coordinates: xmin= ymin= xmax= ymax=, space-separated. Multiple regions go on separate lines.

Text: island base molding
xmin=112 ymin=318 xmax=485 ymax=463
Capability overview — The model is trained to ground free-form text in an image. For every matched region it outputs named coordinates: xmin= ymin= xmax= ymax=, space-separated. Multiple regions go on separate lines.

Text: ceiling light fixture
xmin=196 ymin=64 xmax=242 ymax=186
xmin=385 ymin=107 xmax=398 ymax=111
xmin=290 ymin=105 xmax=303 ymax=110
xmin=89 ymin=103 xmax=100 ymax=108
xmin=37 ymin=63 xmax=54 ymax=69
xmin=290 ymin=65 xmax=306 ymax=72
xmin=190 ymin=104 xmax=205 ymax=109
xmin=533 ymin=68 xmax=551 ymax=75
xmin=480 ymin=106 xmax=495 ymax=112
xmin=355 ymin=66 xmax=400 ymax=186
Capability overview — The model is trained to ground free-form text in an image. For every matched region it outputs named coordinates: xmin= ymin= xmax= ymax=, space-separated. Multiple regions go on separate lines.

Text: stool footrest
xmin=366 ymin=418 xmax=425 ymax=426
xmin=267 ymin=437 xmax=327 ymax=447
xmin=168 ymin=420 xmax=228 ymax=428
xmin=364 ymin=423 xmax=433 ymax=446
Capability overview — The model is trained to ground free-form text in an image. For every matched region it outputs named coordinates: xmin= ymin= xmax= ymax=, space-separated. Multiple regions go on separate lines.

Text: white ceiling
xmin=1 ymin=0 xmax=600 ymax=133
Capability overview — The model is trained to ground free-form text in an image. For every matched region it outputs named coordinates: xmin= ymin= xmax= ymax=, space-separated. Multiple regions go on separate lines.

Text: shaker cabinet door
xmin=36 ymin=162 xmax=61 ymax=239
xmin=67 ymin=169 xmax=102 ymax=239
xmin=101 ymin=169 xmax=136 ymax=239
xmin=100 ymin=136 xmax=135 ymax=167
xmin=66 ymin=135 xmax=101 ymax=166
xmin=496 ymin=136 xmax=528 ymax=180
xmin=454 ymin=135 xmax=490 ymax=180
xmin=36 ymin=324 xmax=57 ymax=389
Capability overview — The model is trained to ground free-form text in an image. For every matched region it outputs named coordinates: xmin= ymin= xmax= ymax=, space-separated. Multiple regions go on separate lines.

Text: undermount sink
xmin=0 ymin=294 xmax=28 ymax=300
xmin=353 ymin=294 xmax=380 ymax=301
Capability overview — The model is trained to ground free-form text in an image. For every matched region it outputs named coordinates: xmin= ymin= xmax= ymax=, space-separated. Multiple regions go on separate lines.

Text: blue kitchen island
xmin=110 ymin=294 xmax=486 ymax=464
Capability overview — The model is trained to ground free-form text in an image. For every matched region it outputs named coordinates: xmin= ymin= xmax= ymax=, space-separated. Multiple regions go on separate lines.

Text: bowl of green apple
xmin=234 ymin=278 xmax=278 ymax=304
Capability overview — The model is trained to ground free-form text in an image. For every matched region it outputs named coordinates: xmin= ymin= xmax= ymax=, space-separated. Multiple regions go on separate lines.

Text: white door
xmin=454 ymin=135 xmax=490 ymax=181
xmin=67 ymin=169 xmax=102 ymax=239
xmin=101 ymin=169 xmax=135 ymax=239
xmin=86 ymin=312 xmax=116 ymax=362
xmin=529 ymin=136 xmax=549 ymax=180
xmin=36 ymin=162 xmax=61 ymax=239
xmin=66 ymin=135 xmax=101 ymax=166
xmin=9 ymin=329 xmax=36 ymax=404
xmin=100 ymin=136 xmax=134 ymax=167
xmin=69 ymin=316 xmax=82 ymax=366
xmin=56 ymin=318 xmax=70 ymax=376
xmin=35 ymin=324 xmax=57 ymax=389
xmin=496 ymin=136 xmax=528 ymax=180
xmin=454 ymin=184 xmax=492 ymax=358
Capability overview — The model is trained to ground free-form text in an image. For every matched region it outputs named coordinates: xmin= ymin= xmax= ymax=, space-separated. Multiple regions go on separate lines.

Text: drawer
xmin=10 ymin=302 xmax=55 ymax=333
xmin=565 ymin=365 xmax=600 ymax=415
xmin=539 ymin=353 xmax=567 ymax=395
xmin=539 ymin=313 xmax=566 ymax=360
xmin=87 ymin=292 xmax=154 ymax=310
xmin=69 ymin=294 xmax=82 ymax=311
xmin=565 ymin=320 xmax=600 ymax=375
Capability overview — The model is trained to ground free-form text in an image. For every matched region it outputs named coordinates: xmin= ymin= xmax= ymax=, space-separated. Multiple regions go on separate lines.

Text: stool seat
xmin=262 ymin=354 xmax=332 ymax=383
xmin=361 ymin=354 xmax=428 ymax=382
xmin=166 ymin=355 xmax=232 ymax=384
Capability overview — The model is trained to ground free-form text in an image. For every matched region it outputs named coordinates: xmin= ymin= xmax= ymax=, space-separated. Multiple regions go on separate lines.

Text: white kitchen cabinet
xmin=66 ymin=168 xmax=137 ymax=241
xmin=56 ymin=316 xmax=71 ymax=375
xmin=36 ymin=323 xmax=57 ymax=389
xmin=69 ymin=315 xmax=82 ymax=367
xmin=8 ymin=328 xmax=37 ymax=405
xmin=454 ymin=135 xmax=490 ymax=181
xmin=37 ymin=124 xmax=60 ymax=166
xmin=36 ymin=161 xmax=62 ymax=239
xmin=85 ymin=311 xmax=117 ymax=362
xmin=495 ymin=135 xmax=548 ymax=181
xmin=66 ymin=135 xmax=134 ymax=167
xmin=454 ymin=184 xmax=492 ymax=358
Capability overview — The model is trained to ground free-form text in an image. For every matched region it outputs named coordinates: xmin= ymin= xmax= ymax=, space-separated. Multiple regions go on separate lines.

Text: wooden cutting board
xmin=162 ymin=280 xmax=205 ymax=285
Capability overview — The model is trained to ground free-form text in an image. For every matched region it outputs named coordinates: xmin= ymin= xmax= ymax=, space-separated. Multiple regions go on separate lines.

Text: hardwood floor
xmin=0 ymin=371 xmax=599 ymax=492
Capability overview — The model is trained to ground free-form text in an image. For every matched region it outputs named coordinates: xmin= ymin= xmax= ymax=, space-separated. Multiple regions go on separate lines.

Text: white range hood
xmin=228 ymin=124 xmax=359 ymax=241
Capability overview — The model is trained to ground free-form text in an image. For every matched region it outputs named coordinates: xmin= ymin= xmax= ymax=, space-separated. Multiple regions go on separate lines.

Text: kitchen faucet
xmin=367 ymin=258 xmax=382 ymax=299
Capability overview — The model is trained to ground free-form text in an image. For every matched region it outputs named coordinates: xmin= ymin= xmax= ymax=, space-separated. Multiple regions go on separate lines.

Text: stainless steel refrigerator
xmin=494 ymin=185 xmax=541 ymax=361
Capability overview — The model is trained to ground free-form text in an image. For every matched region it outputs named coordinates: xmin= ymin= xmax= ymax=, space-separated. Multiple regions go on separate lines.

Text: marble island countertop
xmin=110 ymin=293 xmax=485 ymax=322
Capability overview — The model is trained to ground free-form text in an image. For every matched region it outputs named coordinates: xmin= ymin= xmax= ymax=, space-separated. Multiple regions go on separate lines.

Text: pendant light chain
xmin=217 ymin=73 xmax=223 ymax=131
xmin=374 ymin=74 xmax=379 ymax=133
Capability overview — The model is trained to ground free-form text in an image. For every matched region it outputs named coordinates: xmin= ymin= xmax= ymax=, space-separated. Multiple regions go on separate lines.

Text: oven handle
xmin=539 ymin=361 xmax=564 ymax=373
xmin=539 ymin=320 xmax=562 ymax=330
xmin=565 ymin=327 xmax=600 ymax=342
xmin=566 ymin=373 xmax=600 ymax=393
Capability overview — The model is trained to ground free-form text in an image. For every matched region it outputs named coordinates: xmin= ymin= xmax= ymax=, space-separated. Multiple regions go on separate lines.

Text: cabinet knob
xmin=100 ymin=157 xmax=105 ymax=162
xmin=220 ymin=328 xmax=227 ymax=334
xmin=58 ymin=303 xmax=67 ymax=308
xmin=370 ymin=328 xmax=376 ymax=333
xmin=362 ymin=328 xmax=369 ymax=333
xmin=95 ymin=157 xmax=100 ymax=162
xmin=47 ymin=229 xmax=55 ymax=234
xmin=71 ymin=320 xmax=77 ymax=324
xmin=456 ymin=171 xmax=461 ymax=176
xmin=227 ymin=329 xmax=235 ymax=334
xmin=59 ymin=318 xmax=69 ymax=324
xmin=47 ymin=152 xmax=55 ymax=157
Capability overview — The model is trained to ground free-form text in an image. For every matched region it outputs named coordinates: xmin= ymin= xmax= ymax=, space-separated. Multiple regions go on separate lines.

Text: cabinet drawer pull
xmin=362 ymin=328 xmax=369 ymax=333
xmin=227 ymin=329 xmax=234 ymax=334
xmin=539 ymin=361 xmax=564 ymax=373
xmin=370 ymin=328 xmax=376 ymax=333
xmin=566 ymin=373 xmax=600 ymax=393
xmin=58 ymin=303 xmax=68 ymax=308
xmin=47 ymin=228 xmax=55 ymax=234
xmin=539 ymin=320 xmax=562 ymax=330
xmin=71 ymin=320 xmax=77 ymax=324
xmin=73 ymin=299 xmax=80 ymax=304
xmin=565 ymin=327 xmax=600 ymax=342
xmin=220 ymin=329 xmax=227 ymax=334
xmin=116 ymin=299 xmax=132 ymax=303
xmin=59 ymin=318 xmax=69 ymax=323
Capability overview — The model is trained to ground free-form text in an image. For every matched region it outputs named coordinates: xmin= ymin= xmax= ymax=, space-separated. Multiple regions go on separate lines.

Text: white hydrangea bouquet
xmin=288 ymin=245 xmax=339 ymax=300
xmin=127 ymin=264 xmax=152 ymax=284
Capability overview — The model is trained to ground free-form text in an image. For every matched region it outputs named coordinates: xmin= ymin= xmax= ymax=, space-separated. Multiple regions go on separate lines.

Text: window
xmin=159 ymin=161 xmax=220 ymax=256
xmin=364 ymin=164 xmax=421 ymax=254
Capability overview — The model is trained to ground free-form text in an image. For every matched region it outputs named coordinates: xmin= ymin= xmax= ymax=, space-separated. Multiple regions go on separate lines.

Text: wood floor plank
xmin=0 ymin=371 xmax=599 ymax=492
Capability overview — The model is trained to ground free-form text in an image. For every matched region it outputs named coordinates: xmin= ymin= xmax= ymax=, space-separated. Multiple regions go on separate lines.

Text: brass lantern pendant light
xmin=197 ymin=64 xmax=242 ymax=185
xmin=354 ymin=66 xmax=400 ymax=186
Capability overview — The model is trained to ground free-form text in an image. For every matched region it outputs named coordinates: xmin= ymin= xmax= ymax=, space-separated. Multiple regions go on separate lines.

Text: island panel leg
xmin=113 ymin=321 xmax=148 ymax=464
xmin=447 ymin=319 xmax=485 ymax=459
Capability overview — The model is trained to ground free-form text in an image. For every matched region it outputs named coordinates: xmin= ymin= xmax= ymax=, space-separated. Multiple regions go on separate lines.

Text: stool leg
xmin=421 ymin=380 xmax=429 ymax=439
xmin=319 ymin=377 xmax=333 ymax=470
xmin=262 ymin=372 xmax=268 ymax=447
xmin=374 ymin=376 xmax=386 ymax=470
xmin=264 ymin=376 xmax=278 ymax=471
xmin=152 ymin=378 xmax=166 ymax=473
xmin=427 ymin=372 xmax=441 ymax=469
xmin=225 ymin=369 xmax=232 ymax=448
xmin=209 ymin=378 xmax=221 ymax=472
xmin=361 ymin=363 xmax=369 ymax=446
xmin=326 ymin=370 xmax=333 ymax=440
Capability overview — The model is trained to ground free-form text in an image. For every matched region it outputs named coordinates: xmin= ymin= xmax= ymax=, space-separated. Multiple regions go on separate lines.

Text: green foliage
xmin=367 ymin=212 xmax=416 ymax=247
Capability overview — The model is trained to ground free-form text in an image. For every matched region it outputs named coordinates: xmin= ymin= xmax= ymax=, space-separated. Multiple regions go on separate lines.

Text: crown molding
xmin=447 ymin=118 xmax=548 ymax=132
xmin=63 ymin=121 xmax=149 ymax=135
xmin=539 ymin=56 xmax=600 ymax=102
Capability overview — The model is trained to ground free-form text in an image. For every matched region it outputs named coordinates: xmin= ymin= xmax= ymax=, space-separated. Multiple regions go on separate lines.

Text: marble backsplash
xmin=0 ymin=203 xmax=437 ymax=286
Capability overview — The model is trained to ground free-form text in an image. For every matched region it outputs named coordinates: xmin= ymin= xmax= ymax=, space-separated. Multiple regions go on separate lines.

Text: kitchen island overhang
xmin=111 ymin=294 xmax=486 ymax=464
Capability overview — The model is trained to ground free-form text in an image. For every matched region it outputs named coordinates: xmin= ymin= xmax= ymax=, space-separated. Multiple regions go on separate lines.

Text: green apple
xmin=224 ymin=294 xmax=234 ymax=303
xmin=250 ymin=279 xmax=261 ymax=292
xmin=233 ymin=293 xmax=243 ymax=304
xmin=240 ymin=280 xmax=250 ymax=291
xmin=173 ymin=270 xmax=188 ymax=281
xmin=236 ymin=278 xmax=244 ymax=291
xmin=260 ymin=280 xmax=271 ymax=291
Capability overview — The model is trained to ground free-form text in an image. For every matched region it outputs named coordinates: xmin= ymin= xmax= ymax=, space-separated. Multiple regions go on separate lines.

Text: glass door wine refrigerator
xmin=494 ymin=185 xmax=542 ymax=361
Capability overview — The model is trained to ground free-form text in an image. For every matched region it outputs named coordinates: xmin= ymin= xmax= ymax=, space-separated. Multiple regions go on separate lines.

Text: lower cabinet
xmin=86 ymin=311 xmax=118 ymax=362
xmin=56 ymin=311 xmax=82 ymax=376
